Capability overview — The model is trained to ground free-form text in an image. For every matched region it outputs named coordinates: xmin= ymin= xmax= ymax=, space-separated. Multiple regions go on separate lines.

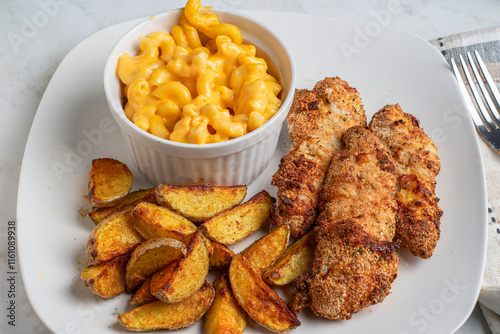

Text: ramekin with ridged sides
xmin=103 ymin=9 xmax=295 ymax=185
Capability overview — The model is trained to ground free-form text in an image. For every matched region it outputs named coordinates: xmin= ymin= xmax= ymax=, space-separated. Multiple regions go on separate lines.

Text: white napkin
xmin=430 ymin=26 xmax=500 ymax=334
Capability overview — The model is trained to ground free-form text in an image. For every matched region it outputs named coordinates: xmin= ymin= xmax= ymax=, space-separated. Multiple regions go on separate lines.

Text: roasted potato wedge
xmin=126 ymin=238 xmax=187 ymax=291
xmin=199 ymin=190 xmax=276 ymax=245
xmin=205 ymin=272 xmax=247 ymax=334
xmin=150 ymin=232 xmax=209 ymax=303
xmin=204 ymin=237 xmax=214 ymax=256
xmin=229 ymin=254 xmax=300 ymax=333
xmin=263 ymin=231 xmax=315 ymax=286
xmin=155 ymin=184 xmax=247 ymax=223
xmin=88 ymin=158 xmax=133 ymax=208
xmin=88 ymin=188 xmax=157 ymax=224
xmin=80 ymin=253 xmax=130 ymax=299
xmin=208 ymin=240 xmax=234 ymax=269
xmin=130 ymin=277 xmax=157 ymax=306
xmin=86 ymin=210 xmax=143 ymax=265
xmin=119 ymin=279 xmax=215 ymax=331
xmin=241 ymin=223 xmax=289 ymax=275
xmin=132 ymin=202 xmax=197 ymax=240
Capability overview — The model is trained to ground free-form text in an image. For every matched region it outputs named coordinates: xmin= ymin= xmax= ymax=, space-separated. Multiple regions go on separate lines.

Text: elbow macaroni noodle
xmin=117 ymin=0 xmax=282 ymax=144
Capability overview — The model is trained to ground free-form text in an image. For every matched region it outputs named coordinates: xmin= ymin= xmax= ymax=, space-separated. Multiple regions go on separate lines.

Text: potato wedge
xmin=88 ymin=158 xmax=133 ymax=208
xmin=199 ymin=190 xmax=276 ymax=245
xmin=155 ymin=184 xmax=247 ymax=223
xmin=205 ymin=272 xmax=247 ymax=334
xmin=86 ymin=210 xmax=143 ymax=265
xmin=130 ymin=277 xmax=157 ymax=306
xmin=263 ymin=231 xmax=315 ymax=286
xmin=208 ymin=240 xmax=234 ymax=269
xmin=119 ymin=279 xmax=214 ymax=331
xmin=204 ymin=237 xmax=214 ymax=256
xmin=88 ymin=188 xmax=157 ymax=224
xmin=80 ymin=253 xmax=130 ymax=299
xmin=150 ymin=231 xmax=209 ymax=303
xmin=229 ymin=254 xmax=300 ymax=333
xmin=132 ymin=202 xmax=197 ymax=240
xmin=126 ymin=238 xmax=187 ymax=291
xmin=240 ymin=222 xmax=289 ymax=275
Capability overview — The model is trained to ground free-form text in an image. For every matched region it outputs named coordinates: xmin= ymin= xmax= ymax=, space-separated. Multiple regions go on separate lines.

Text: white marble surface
xmin=2 ymin=0 xmax=500 ymax=333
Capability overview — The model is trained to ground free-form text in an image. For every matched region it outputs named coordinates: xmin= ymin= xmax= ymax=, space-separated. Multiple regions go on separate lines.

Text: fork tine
xmin=451 ymin=57 xmax=491 ymax=131
xmin=459 ymin=54 xmax=498 ymax=129
xmin=466 ymin=52 xmax=500 ymax=126
xmin=474 ymin=50 xmax=500 ymax=109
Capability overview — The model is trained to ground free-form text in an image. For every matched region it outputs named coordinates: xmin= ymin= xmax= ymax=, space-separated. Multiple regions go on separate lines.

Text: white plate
xmin=17 ymin=11 xmax=487 ymax=334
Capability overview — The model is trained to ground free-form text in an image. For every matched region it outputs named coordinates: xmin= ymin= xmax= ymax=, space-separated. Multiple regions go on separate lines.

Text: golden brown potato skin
xmin=150 ymin=232 xmax=209 ymax=303
xmin=240 ymin=223 xmax=290 ymax=275
xmin=199 ymin=190 xmax=275 ymax=245
xmin=130 ymin=277 xmax=157 ymax=306
xmin=85 ymin=210 xmax=143 ymax=266
xmin=118 ymin=279 xmax=214 ymax=331
xmin=207 ymin=240 xmax=234 ymax=269
xmin=263 ymin=230 xmax=315 ymax=286
xmin=291 ymin=127 xmax=399 ymax=320
xmin=132 ymin=202 xmax=197 ymax=240
xmin=205 ymin=272 xmax=247 ymax=334
xmin=80 ymin=253 xmax=130 ymax=299
xmin=88 ymin=188 xmax=157 ymax=224
xmin=229 ymin=254 xmax=300 ymax=333
xmin=369 ymin=104 xmax=442 ymax=259
xmin=125 ymin=237 xmax=186 ymax=291
xmin=88 ymin=158 xmax=133 ymax=208
xmin=155 ymin=184 xmax=247 ymax=223
xmin=272 ymin=77 xmax=366 ymax=238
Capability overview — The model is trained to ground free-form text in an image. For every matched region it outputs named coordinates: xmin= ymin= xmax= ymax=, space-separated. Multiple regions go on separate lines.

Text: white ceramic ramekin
xmin=103 ymin=9 xmax=295 ymax=186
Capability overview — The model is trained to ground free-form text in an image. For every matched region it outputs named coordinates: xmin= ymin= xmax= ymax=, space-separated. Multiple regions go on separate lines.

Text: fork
xmin=451 ymin=50 xmax=500 ymax=152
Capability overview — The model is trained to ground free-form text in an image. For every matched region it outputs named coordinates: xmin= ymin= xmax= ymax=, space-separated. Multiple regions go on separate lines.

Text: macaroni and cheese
xmin=117 ymin=0 xmax=282 ymax=144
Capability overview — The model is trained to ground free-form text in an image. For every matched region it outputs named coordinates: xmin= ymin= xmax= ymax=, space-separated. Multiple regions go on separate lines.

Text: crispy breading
xmin=291 ymin=127 xmax=399 ymax=320
xmin=368 ymin=104 xmax=440 ymax=187
xmin=319 ymin=127 xmax=398 ymax=236
xmin=397 ymin=174 xmax=442 ymax=258
xmin=272 ymin=77 xmax=366 ymax=238
xmin=288 ymin=272 xmax=312 ymax=312
xmin=271 ymin=137 xmax=331 ymax=238
xmin=307 ymin=218 xmax=399 ymax=319
xmin=369 ymin=104 xmax=442 ymax=258
xmin=287 ymin=79 xmax=366 ymax=152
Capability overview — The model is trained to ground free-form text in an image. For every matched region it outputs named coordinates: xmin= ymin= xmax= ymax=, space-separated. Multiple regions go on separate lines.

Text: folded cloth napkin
xmin=430 ymin=26 xmax=500 ymax=333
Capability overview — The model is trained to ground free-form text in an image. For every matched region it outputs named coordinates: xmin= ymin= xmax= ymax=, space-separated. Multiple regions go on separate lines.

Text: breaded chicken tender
xmin=369 ymin=104 xmax=442 ymax=259
xmin=272 ymin=77 xmax=366 ymax=238
xmin=290 ymin=127 xmax=399 ymax=320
